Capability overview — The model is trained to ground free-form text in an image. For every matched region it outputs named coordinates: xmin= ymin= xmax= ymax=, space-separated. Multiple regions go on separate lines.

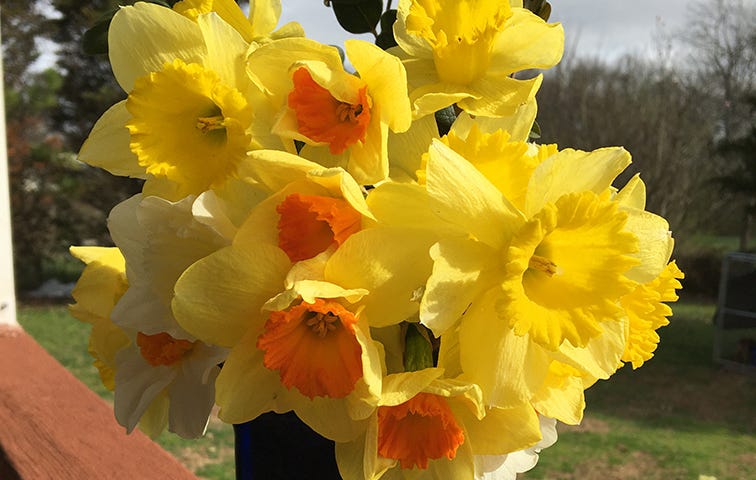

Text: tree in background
xmin=2 ymin=0 xmax=140 ymax=290
xmin=682 ymin=0 xmax=755 ymax=250
xmin=714 ymin=94 xmax=756 ymax=250
xmin=535 ymin=0 xmax=755 ymax=248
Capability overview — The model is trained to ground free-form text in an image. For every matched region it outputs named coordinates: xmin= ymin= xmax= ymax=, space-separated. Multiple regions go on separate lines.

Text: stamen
xmin=196 ymin=115 xmax=226 ymax=133
xmin=305 ymin=311 xmax=340 ymax=337
xmin=336 ymin=102 xmax=364 ymax=123
xmin=529 ymin=254 xmax=558 ymax=276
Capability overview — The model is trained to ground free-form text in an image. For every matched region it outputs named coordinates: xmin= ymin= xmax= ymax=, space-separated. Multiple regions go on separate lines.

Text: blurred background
xmin=1 ymin=1 xmax=754 ymax=479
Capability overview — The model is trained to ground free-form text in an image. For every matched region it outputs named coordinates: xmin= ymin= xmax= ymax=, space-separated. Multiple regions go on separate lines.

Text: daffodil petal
xmin=172 ymin=243 xmax=290 ymax=347
xmin=387 ymin=113 xmax=438 ymax=181
xmin=325 ymin=227 xmax=437 ymax=328
xmin=248 ymin=0 xmax=281 ymax=37
xmin=622 ymin=209 xmax=674 ymax=283
xmin=109 ymin=3 xmax=206 ymax=92
xmin=458 ymin=288 xmax=550 ymax=406
xmin=615 ymin=173 xmax=646 ymax=210
xmin=196 ymin=12 xmax=249 ymax=88
xmin=78 ymin=101 xmax=144 ymax=178
xmin=459 ymin=403 xmax=541 ymax=454
xmin=458 ymin=74 xmax=542 ymax=118
xmin=426 ymin=139 xmax=523 ymax=248
xmin=215 ymin=330 xmax=281 ymax=423
xmin=346 ymin=40 xmax=412 ymax=132
xmin=525 ymin=146 xmax=632 ymax=217
xmin=114 ymin=346 xmax=176 ymax=433
xmin=421 ymin=237 xmax=499 ymax=337
xmin=450 ymin=100 xmax=537 ymax=143
xmin=490 ymin=9 xmax=564 ymax=73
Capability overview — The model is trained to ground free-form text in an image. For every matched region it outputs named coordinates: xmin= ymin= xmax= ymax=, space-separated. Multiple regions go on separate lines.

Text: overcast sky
xmin=279 ymin=0 xmax=754 ymax=62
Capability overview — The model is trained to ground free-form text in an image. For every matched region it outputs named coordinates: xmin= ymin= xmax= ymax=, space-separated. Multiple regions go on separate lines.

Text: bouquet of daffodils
xmin=69 ymin=0 xmax=683 ymax=478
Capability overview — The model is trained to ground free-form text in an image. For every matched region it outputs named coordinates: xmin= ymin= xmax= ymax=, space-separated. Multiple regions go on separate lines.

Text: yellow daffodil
xmin=69 ymin=245 xmax=225 ymax=439
xmin=69 ymin=246 xmax=130 ymax=391
xmin=335 ymin=372 xmax=542 ymax=479
xmin=393 ymin=0 xmax=564 ymax=118
xmin=173 ymin=0 xmax=304 ymax=43
xmin=362 ymin=134 xmax=676 ymax=408
xmin=172 ymin=246 xmax=384 ymax=440
xmin=620 ymin=261 xmax=684 ymax=368
xmin=78 ymin=2 xmax=283 ymax=200
xmin=247 ymin=38 xmax=412 ymax=184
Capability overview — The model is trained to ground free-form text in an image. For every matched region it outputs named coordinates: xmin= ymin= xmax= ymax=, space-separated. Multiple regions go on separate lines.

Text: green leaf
xmin=375 ymin=9 xmax=398 ymax=50
xmin=81 ymin=8 xmax=119 ymax=55
xmin=404 ymin=323 xmax=435 ymax=372
xmin=329 ymin=0 xmax=382 ymax=35
xmin=82 ymin=1 xmax=177 ymax=55
xmin=434 ymin=106 xmax=457 ymax=136
xmin=529 ymin=120 xmax=542 ymax=139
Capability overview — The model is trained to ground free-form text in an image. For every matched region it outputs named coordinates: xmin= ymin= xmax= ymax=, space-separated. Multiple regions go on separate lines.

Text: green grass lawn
xmin=16 ymin=299 xmax=756 ymax=480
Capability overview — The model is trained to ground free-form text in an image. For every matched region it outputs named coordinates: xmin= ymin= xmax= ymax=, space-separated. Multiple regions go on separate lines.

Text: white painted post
xmin=0 ymin=16 xmax=19 ymax=327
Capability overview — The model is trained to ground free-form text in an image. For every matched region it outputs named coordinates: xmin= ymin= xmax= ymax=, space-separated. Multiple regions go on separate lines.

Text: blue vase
xmin=233 ymin=411 xmax=342 ymax=479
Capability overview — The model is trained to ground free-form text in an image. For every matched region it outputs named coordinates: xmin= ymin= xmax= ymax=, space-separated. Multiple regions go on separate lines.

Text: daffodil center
xmin=196 ymin=113 xmax=227 ymax=133
xmin=528 ymin=254 xmax=558 ymax=277
xmin=126 ymin=58 xmax=253 ymax=197
xmin=305 ymin=311 xmax=340 ymax=337
xmin=406 ymin=0 xmax=511 ymax=84
xmin=136 ymin=331 xmax=195 ymax=367
xmin=377 ymin=393 xmax=464 ymax=469
xmin=257 ymin=299 xmax=363 ymax=399
xmin=288 ymin=66 xmax=372 ymax=154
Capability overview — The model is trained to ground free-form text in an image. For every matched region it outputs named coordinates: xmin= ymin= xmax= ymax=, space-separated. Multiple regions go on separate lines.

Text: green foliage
xmin=522 ymin=0 xmax=552 ymax=21
xmin=403 ymin=323 xmax=434 ymax=372
xmin=375 ymin=9 xmax=398 ymax=50
xmin=327 ymin=0 xmax=383 ymax=35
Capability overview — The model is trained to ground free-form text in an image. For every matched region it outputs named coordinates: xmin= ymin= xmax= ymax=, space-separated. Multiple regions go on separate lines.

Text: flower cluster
xmin=69 ymin=0 xmax=683 ymax=478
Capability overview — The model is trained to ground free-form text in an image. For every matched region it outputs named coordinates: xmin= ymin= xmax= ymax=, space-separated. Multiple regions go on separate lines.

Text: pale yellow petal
xmin=215 ymin=330 xmax=281 ymax=423
xmin=387 ymin=114 xmax=439 ymax=181
xmin=109 ymin=3 xmax=207 ymax=92
xmin=78 ymin=101 xmax=144 ymax=178
xmin=172 ymin=243 xmax=290 ymax=347
xmin=450 ymin=100 xmax=537 ymax=143
xmin=525 ymin=147 xmax=632 ymax=217
xmin=196 ymin=12 xmax=249 ymax=88
xmin=458 ymin=74 xmax=542 ymax=118
xmin=458 ymin=288 xmax=550 ymax=406
xmin=426 ymin=139 xmax=523 ymax=248
xmin=249 ymin=0 xmax=281 ymax=37
xmin=459 ymin=403 xmax=541 ymax=454
xmin=615 ymin=173 xmax=646 ymax=210
xmin=421 ymin=237 xmax=499 ymax=337
xmin=346 ymin=40 xmax=412 ymax=132
xmin=325 ymin=227 xmax=437 ymax=328
xmin=622 ymin=209 xmax=674 ymax=283
xmin=490 ymin=9 xmax=564 ymax=73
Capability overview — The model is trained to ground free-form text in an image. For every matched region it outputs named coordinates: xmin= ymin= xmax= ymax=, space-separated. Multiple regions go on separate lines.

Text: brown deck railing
xmin=0 ymin=325 xmax=198 ymax=479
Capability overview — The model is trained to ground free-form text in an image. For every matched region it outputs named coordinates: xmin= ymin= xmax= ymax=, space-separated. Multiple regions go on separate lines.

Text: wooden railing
xmin=0 ymin=325 xmax=199 ymax=479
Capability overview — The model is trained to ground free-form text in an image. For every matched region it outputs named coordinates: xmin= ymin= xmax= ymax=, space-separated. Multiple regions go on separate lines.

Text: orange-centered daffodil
xmin=288 ymin=67 xmax=372 ymax=155
xmin=377 ymin=392 xmax=465 ymax=469
xmin=276 ymin=193 xmax=363 ymax=262
xmin=257 ymin=298 xmax=364 ymax=399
